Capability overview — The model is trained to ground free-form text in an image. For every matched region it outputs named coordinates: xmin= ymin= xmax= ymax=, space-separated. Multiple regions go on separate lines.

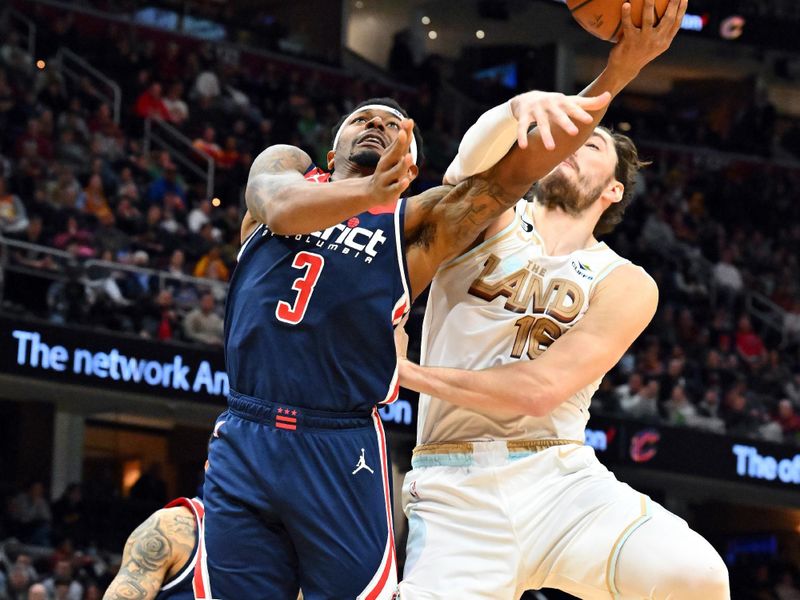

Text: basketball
xmin=567 ymin=0 xmax=671 ymax=41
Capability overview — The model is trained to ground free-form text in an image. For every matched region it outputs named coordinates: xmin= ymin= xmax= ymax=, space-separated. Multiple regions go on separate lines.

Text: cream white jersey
xmin=417 ymin=200 xmax=632 ymax=444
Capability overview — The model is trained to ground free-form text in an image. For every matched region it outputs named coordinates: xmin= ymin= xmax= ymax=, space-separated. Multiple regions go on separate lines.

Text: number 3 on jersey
xmin=276 ymin=251 xmax=325 ymax=325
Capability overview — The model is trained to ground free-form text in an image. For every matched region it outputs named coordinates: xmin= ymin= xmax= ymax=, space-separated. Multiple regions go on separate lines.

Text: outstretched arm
xmin=397 ymin=265 xmax=658 ymax=416
xmin=404 ymin=0 xmax=687 ymax=298
xmin=245 ymin=121 xmax=415 ymax=237
xmin=103 ymin=508 xmax=195 ymax=600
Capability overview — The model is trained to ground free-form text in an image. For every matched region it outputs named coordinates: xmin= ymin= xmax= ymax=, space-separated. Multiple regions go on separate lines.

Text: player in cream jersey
xmin=401 ymin=138 xmax=730 ymax=599
xmin=418 ymin=198 xmax=631 ymax=446
xmin=396 ymin=5 xmax=729 ymax=596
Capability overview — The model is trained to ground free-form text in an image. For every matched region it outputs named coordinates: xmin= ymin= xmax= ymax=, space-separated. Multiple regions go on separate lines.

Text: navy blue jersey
xmin=156 ymin=497 xmax=204 ymax=600
xmin=224 ymin=166 xmax=410 ymax=413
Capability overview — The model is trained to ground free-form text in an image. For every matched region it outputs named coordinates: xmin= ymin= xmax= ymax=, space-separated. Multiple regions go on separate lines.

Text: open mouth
xmin=356 ymin=132 xmax=387 ymax=150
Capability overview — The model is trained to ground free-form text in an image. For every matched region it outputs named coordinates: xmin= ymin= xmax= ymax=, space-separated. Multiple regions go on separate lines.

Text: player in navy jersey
xmin=205 ymin=57 xmax=650 ymax=596
xmin=103 ymin=497 xmax=205 ymax=600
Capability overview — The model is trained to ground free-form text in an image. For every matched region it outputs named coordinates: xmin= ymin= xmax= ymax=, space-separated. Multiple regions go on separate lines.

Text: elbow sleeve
xmin=444 ymin=101 xmax=519 ymax=185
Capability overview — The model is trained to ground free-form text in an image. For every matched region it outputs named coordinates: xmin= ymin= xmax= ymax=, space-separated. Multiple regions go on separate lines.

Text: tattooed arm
xmin=404 ymin=0 xmax=687 ymax=298
xmin=103 ymin=507 xmax=196 ymax=600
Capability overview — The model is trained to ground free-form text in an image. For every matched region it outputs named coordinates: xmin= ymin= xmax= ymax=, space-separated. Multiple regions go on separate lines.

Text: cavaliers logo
xmin=630 ymin=428 xmax=660 ymax=463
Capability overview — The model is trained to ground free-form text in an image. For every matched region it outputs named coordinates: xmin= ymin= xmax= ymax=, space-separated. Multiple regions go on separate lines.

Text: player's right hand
xmin=609 ymin=0 xmax=688 ymax=77
xmin=510 ymin=91 xmax=612 ymax=151
xmin=368 ymin=119 xmax=416 ymax=204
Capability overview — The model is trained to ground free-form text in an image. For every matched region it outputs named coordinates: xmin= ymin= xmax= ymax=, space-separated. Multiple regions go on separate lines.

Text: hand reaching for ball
xmin=609 ymin=0 xmax=688 ymax=77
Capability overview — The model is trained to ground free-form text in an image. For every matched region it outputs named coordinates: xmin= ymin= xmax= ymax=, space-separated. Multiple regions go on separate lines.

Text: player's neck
xmin=330 ymin=158 xmax=374 ymax=181
xmin=532 ymin=201 xmax=600 ymax=255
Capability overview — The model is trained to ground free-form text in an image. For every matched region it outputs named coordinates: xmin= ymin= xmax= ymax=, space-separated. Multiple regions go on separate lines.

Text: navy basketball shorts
xmin=201 ymin=391 xmax=398 ymax=600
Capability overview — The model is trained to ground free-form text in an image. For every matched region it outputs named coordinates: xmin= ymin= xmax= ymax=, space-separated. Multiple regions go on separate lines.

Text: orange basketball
xmin=567 ymin=0 xmax=671 ymax=42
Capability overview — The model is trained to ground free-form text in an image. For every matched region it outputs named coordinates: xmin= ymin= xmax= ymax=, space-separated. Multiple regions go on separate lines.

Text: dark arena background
xmin=1 ymin=0 xmax=800 ymax=598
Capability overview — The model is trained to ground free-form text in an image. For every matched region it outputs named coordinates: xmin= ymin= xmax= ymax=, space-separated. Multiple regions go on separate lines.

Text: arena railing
xmin=746 ymin=291 xmax=789 ymax=348
xmin=7 ymin=7 xmax=36 ymax=59
xmin=0 ymin=235 xmax=227 ymax=309
xmin=81 ymin=257 xmax=227 ymax=298
xmin=55 ymin=47 xmax=122 ymax=125
xmin=144 ymin=117 xmax=216 ymax=201
xmin=0 ymin=235 xmax=74 ymax=302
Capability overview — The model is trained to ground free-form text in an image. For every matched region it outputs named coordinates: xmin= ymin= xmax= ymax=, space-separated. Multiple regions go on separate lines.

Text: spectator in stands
xmin=0 ymin=175 xmax=29 ymax=234
xmin=9 ymin=481 xmax=52 ymax=546
xmin=217 ymin=135 xmax=242 ymax=171
xmin=82 ymin=174 xmax=111 ymax=220
xmin=134 ymin=82 xmax=170 ymax=120
xmin=38 ymin=74 xmax=69 ymax=116
xmin=193 ymin=67 xmax=220 ymax=100
xmin=47 ymin=242 xmax=88 ymax=324
xmin=628 ymin=378 xmax=659 ymax=421
xmin=83 ymin=582 xmax=102 ymax=600
xmin=193 ymin=125 xmax=223 ymax=162
xmin=714 ymin=247 xmax=744 ymax=309
xmin=15 ymin=117 xmax=53 ymax=160
xmin=93 ymin=211 xmax=129 ymax=255
xmin=774 ymin=568 xmax=800 ymax=600
xmin=187 ymin=199 xmax=212 ymax=233
xmin=116 ymin=166 xmax=140 ymax=202
xmin=785 ymin=301 xmax=800 ymax=347
xmin=698 ymin=388 xmax=722 ymax=420
xmin=43 ymin=559 xmax=82 ymax=600
xmin=53 ymin=216 xmax=94 ymax=257
xmin=163 ymin=82 xmax=189 ymax=125
xmin=735 ymin=315 xmax=767 ymax=364
xmin=146 ymin=162 xmax=186 ymax=207
xmin=7 ymin=566 xmax=33 ymax=600
xmin=28 ymin=582 xmax=48 ymax=600
xmin=183 ymin=292 xmax=223 ymax=345
xmin=57 ymin=98 xmax=91 ymax=143
xmin=723 ymin=389 xmax=759 ymax=437
xmin=664 ymin=384 xmax=697 ymax=426
xmin=52 ymin=483 xmax=87 ymax=548
xmin=776 ymin=399 xmax=800 ymax=442
xmin=55 ymin=129 xmax=89 ymax=174
xmin=139 ymin=289 xmax=179 ymax=341
xmin=193 ymin=246 xmax=229 ymax=281
xmin=786 ymin=373 xmax=800 ymax=406
xmin=166 ymin=249 xmax=186 ymax=277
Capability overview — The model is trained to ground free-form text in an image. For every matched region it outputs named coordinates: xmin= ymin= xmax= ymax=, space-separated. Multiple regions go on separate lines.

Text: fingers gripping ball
xmin=567 ymin=0 xmax=670 ymax=41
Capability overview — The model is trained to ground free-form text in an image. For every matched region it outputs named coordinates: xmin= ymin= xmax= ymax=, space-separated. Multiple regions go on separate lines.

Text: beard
xmin=535 ymin=167 xmax=607 ymax=216
xmin=350 ymin=149 xmax=381 ymax=168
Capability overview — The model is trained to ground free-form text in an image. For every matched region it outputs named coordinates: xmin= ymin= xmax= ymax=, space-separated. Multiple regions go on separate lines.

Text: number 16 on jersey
xmin=276 ymin=251 xmax=326 ymax=325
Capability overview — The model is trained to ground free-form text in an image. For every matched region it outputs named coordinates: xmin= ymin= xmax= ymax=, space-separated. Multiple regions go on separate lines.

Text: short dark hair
xmin=331 ymin=97 xmax=425 ymax=168
xmin=594 ymin=127 xmax=650 ymax=236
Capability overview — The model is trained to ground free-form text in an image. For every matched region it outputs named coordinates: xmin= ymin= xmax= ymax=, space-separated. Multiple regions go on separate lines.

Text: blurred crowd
xmin=2 ymin=8 xmax=800 ymax=439
xmin=2 ymin=3 xmax=800 ymax=598
xmin=0 ymin=472 xmax=185 ymax=600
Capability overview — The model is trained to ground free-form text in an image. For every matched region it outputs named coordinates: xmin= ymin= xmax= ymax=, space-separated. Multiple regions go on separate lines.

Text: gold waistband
xmin=412 ymin=439 xmax=582 ymax=456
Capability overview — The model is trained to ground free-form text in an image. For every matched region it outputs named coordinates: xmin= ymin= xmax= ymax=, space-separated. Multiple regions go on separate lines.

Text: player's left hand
xmin=394 ymin=316 xmax=409 ymax=360
xmin=609 ymin=0 xmax=688 ymax=77
xmin=510 ymin=91 xmax=612 ymax=151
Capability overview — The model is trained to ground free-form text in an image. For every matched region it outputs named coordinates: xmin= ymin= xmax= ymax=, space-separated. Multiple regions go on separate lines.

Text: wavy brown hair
xmin=594 ymin=127 xmax=650 ymax=236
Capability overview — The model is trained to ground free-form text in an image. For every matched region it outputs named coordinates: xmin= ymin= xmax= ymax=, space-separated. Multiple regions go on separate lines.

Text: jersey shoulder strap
xmin=159 ymin=498 xmax=204 ymax=593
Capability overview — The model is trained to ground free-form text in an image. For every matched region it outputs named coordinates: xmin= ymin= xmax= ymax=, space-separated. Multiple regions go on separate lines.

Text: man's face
xmin=536 ymin=129 xmax=619 ymax=216
xmin=334 ymin=108 xmax=405 ymax=169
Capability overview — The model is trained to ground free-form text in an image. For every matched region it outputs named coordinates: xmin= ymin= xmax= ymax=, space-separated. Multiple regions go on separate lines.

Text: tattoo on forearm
xmin=104 ymin=575 xmax=149 ymax=600
xmin=103 ymin=511 xmax=194 ymax=600
xmin=408 ymin=170 xmax=516 ymax=251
